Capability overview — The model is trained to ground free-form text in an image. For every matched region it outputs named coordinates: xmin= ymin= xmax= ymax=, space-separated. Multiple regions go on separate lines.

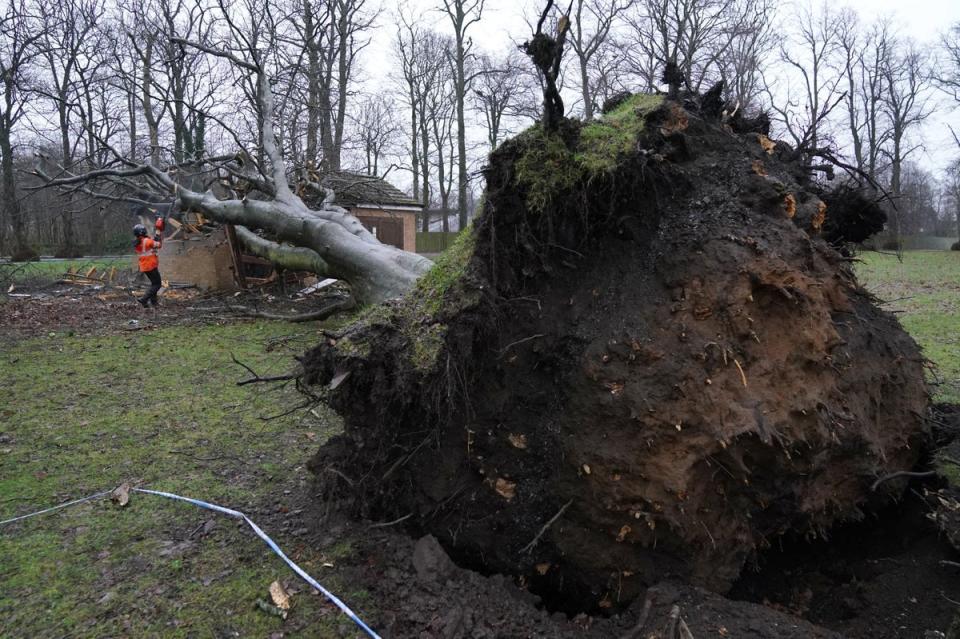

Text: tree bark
xmin=235 ymin=225 xmax=328 ymax=275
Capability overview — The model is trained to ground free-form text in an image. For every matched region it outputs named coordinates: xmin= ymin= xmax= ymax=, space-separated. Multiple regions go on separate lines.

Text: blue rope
xmin=0 ymin=491 xmax=112 ymax=525
xmin=1 ymin=487 xmax=381 ymax=639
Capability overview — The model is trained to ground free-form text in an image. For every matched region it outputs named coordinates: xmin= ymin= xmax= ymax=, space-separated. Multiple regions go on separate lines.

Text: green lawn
xmin=0 ymin=321 xmax=367 ymax=638
xmin=1 ymin=257 xmax=133 ymax=286
xmin=856 ymin=250 xmax=960 ymax=403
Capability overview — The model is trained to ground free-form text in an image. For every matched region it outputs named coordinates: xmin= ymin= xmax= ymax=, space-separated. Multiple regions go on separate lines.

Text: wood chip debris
xmin=494 ymin=478 xmax=516 ymax=500
xmin=508 ymin=433 xmax=528 ymax=449
xmin=110 ymin=483 xmax=131 ymax=507
xmin=269 ymin=580 xmax=292 ymax=612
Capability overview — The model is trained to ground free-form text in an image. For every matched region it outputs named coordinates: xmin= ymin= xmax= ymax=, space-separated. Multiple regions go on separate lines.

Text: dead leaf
xmin=617 ymin=524 xmax=632 ymax=542
xmin=304 ymin=431 xmax=317 ymax=441
xmin=783 ymin=193 xmax=796 ymax=218
xmin=508 ymin=433 xmax=527 ymax=450
xmin=757 ymin=133 xmax=775 ymax=155
xmin=270 ymin=580 xmax=291 ymax=611
xmin=111 ymin=483 xmax=131 ymax=507
xmin=494 ymin=478 xmax=516 ymax=501
xmin=604 ymin=381 xmax=625 ymax=397
xmin=535 ymin=562 xmax=551 ymax=575
xmin=812 ymin=200 xmax=827 ymax=231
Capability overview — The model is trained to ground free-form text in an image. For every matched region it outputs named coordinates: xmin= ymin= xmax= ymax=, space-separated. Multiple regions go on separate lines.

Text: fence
xmin=864 ymin=234 xmax=958 ymax=251
xmin=416 ymin=231 xmax=460 ymax=253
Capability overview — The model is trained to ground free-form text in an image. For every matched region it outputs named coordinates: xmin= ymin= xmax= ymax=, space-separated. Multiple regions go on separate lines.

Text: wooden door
xmin=355 ymin=215 xmax=404 ymax=249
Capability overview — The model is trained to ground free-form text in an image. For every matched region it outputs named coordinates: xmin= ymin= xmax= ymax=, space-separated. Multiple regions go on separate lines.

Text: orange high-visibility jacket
xmin=136 ymin=237 xmax=161 ymax=272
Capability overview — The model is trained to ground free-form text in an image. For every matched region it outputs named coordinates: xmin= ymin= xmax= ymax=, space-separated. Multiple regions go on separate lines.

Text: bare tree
xmin=946 ymin=158 xmax=960 ymax=240
xmin=37 ymin=0 xmax=107 ymax=255
xmin=395 ymin=12 xmax=421 ymax=203
xmin=838 ymin=13 xmax=892 ymax=181
xmin=472 ymin=52 xmax=528 ymax=149
xmin=0 ymin=0 xmax=47 ymax=258
xmin=37 ymin=0 xmax=430 ymax=302
xmin=765 ymin=1 xmax=845 ymax=156
xmin=293 ymin=0 xmax=377 ymax=170
xmin=882 ymin=39 xmax=934 ymax=240
xmin=352 ymin=93 xmax=400 ymax=176
xmin=439 ymin=0 xmax=484 ymax=231
xmin=569 ymin=0 xmax=634 ymax=119
xmin=625 ymin=0 xmax=746 ymax=94
xmin=424 ymin=50 xmax=456 ymax=229
xmin=715 ymin=0 xmax=774 ymax=111
xmin=938 ymin=22 xmax=960 ymax=103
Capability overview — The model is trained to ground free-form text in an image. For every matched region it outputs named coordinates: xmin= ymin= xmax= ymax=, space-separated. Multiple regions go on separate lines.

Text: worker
xmin=134 ymin=216 xmax=164 ymax=307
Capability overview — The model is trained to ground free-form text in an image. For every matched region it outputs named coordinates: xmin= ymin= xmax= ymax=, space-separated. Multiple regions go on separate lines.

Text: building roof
xmin=316 ymin=171 xmax=422 ymax=209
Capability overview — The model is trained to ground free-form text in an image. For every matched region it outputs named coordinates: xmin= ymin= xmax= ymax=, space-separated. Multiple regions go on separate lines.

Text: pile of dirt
xmin=302 ymin=95 xmax=930 ymax=615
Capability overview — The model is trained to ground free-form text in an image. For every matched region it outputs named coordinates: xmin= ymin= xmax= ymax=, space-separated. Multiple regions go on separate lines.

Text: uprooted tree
xmin=33 ymin=4 xmax=431 ymax=305
xmin=297 ymin=5 xmax=927 ymax=611
xmin=33 ymin=0 xmax=928 ymax=615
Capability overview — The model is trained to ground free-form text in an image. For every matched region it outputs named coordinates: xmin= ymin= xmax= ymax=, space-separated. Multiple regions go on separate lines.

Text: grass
xmin=0 ymin=320 xmax=370 ymax=637
xmin=575 ymin=93 xmax=664 ymax=173
xmin=515 ymin=93 xmax=664 ymax=212
xmin=856 ymin=250 xmax=960 ymax=403
xmin=1 ymin=257 xmax=133 ymax=286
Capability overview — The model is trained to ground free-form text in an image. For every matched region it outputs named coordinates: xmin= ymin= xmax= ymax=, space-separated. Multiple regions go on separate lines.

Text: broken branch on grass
xmin=231 ymin=352 xmax=300 ymax=386
xmin=870 ymin=470 xmax=936 ymax=491
xmin=521 ymin=499 xmax=573 ymax=554
xmin=227 ymin=295 xmax=355 ymax=323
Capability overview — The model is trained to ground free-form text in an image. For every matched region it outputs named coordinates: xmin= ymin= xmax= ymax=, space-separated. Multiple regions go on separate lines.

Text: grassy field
xmin=0 ymin=321 xmax=368 ymax=638
xmin=1 ymin=257 xmax=134 ymax=286
xmin=856 ymin=250 xmax=960 ymax=403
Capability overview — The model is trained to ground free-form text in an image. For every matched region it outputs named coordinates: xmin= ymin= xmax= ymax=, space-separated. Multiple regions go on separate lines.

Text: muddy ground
xmin=4 ymin=289 xmax=958 ymax=637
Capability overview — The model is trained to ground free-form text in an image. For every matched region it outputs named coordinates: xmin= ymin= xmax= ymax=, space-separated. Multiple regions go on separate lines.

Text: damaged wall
xmin=145 ymin=228 xmax=239 ymax=290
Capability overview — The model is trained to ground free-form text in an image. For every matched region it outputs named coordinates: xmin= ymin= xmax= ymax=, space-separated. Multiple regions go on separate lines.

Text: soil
xmin=303 ymin=94 xmax=931 ymax=622
xmin=0 ymin=279 xmax=345 ymax=339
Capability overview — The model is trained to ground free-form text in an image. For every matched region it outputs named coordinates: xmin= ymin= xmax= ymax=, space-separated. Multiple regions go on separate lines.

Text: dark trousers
xmin=139 ymin=268 xmax=162 ymax=306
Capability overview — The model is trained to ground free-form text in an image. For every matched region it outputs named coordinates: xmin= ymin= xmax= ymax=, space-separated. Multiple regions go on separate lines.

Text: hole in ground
xmin=730 ymin=486 xmax=960 ymax=637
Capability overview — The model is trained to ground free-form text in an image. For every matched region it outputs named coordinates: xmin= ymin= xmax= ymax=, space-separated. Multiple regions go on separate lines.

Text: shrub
xmin=951 ymin=241 xmax=960 ymax=251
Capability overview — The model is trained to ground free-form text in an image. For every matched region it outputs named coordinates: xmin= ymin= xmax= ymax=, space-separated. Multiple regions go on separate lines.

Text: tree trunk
xmin=178 ymin=190 xmax=429 ymax=303
xmin=140 ymin=38 xmax=161 ymax=167
xmin=410 ymin=92 xmax=420 ymax=205
xmin=1 ymin=123 xmax=28 ymax=256
xmin=304 ymin=0 xmax=321 ymax=165
xmin=580 ymin=56 xmax=593 ymax=119
xmin=455 ymin=35 xmax=468 ymax=231
xmin=235 ymin=225 xmax=328 ymax=275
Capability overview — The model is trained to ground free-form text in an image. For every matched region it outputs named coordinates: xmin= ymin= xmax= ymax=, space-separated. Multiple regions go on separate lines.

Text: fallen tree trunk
xmin=303 ymin=96 xmax=929 ymax=611
xmin=32 ymin=35 xmax=432 ymax=305
xmin=234 ymin=225 xmax=329 ymax=276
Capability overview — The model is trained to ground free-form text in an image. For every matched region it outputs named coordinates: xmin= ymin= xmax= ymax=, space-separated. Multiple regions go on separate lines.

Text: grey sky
xmin=365 ymin=0 xmax=960 ymax=181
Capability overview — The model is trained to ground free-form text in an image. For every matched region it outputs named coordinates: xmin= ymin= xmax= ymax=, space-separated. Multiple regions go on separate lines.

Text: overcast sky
xmin=362 ymin=0 xmax=960 ymax=182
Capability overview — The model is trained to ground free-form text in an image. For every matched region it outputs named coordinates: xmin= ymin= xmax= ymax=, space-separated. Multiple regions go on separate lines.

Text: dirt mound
xmin=303 ymin=96 xmax=929 ymax=612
